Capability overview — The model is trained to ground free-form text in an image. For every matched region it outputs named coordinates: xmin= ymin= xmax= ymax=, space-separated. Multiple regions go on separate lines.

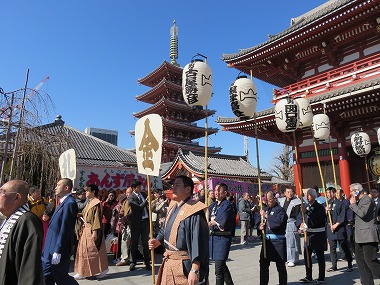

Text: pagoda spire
xmin=170 ymin=20 xmax=179 ymax=67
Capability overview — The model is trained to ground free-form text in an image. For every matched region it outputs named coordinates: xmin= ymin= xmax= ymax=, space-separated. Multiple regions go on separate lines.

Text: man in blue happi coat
xmin=259 ymin=190 xmax=288 ymax=285
xmin=298 ymin=188 xmax=327 ymax=284
xmin=325 ymin=187 xmax=353 ymax=272
xmin=208 ymin=183 xmax=235 ymax=285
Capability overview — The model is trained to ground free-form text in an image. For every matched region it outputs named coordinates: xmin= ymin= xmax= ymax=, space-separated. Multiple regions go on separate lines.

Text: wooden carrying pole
xmin=364 ymin=156 xmax=371 ymax=191
xmin=254 ymin=114 xmax=266 ymax=258
xmin=323 ymin=105 xmax=340 ymax=193
xmin=292 ymin=132 xmax=310 ymax=268
xmin=204 ymin=105 xmax=209 ymax=206
xmin=146 ymin=175 xmax=155 ymax=284
xmin=312 ymin=138 xmax=333 ymax=225
xmin=328 ymin=139 xmax=340 ymax=192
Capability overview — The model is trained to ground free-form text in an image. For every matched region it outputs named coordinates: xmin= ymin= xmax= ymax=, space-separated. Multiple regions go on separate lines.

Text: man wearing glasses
xmin=0 ymin=179 xmax=45 ymax=285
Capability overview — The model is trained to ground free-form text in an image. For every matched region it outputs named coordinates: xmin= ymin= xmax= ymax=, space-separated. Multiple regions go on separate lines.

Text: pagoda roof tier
xmin=162 ymin=118 xmax=218 ymax=137
xmin=217 ymin=76 xmax=380 ymax=145
xmin=163 ymin=140 xmax=222 ymax=154
xmin=161 ymin=148 xmax=271 ymax=180
xmin=138 ymin=61 xmax=183 ymax=87
xmin=130 ymin=118 xmax=219 ymax=140
xmin=133 ymin=97 xmax=215 ymax=120
xmin=136 ymin=78 xmax=182 ymax=103
xmin=222 ymin=0 xmax=380 ymax=87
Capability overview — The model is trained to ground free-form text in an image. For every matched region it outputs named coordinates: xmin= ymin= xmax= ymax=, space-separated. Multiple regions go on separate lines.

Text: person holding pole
xmin=148 ymin=175 xmax=209 ymax=285
xmin=298 ymin=188 xmax=327 ymax=284
xmin=277 ymin=185 xmax=301 ymax=267
xmin=259 ymin=190 xmax=288 ymax=285
xmin=325 ymin=187 xmax=353 ymax=272
xmin=208 ymin=183 xmax=235 ymax=285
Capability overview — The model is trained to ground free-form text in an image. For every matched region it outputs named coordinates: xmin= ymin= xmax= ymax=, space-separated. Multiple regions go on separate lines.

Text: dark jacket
xmin=327 ymin=198 xmax=347 ymax=240
xmin=349 ymin=194 xmax=378 ymax=244
xmin=209 ymin=198 xmax=235 ymax=261
xmin=128 ymin=191 xmax=148 ymax=228
xmin=297 ymin=200 xmax=327 ymax=251
xmin=262 ymin=203 xmax=288 ymax=262
xmin=238 ymin=198 xmax=251 ymax=221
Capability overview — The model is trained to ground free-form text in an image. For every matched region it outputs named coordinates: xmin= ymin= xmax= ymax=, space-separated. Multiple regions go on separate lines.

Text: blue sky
xmin=0 ymin=0 xmax=326 ymax=172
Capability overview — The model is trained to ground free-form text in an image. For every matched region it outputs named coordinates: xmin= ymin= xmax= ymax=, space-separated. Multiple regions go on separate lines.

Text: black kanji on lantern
xmin=184 ymin=61 xmax=199 ymax=105
xmin=285 ymin=104 xmax=298 ymax=131
xmin=230 ymin=83 xmax=244 ymax=117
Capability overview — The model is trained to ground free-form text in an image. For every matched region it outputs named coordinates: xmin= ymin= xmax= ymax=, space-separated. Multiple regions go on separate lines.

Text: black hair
xmin=216 ymin=182 xmax=228 ymax=192
xmin=87 ymin=184 xmax=99 ymax=196
xmin=176 ymin=175 xmax=194 ymax=194
xmin=131 ymin=180 xmax=142 ymax=189
xmin=327 ymin=186 xmax=336 ymax=193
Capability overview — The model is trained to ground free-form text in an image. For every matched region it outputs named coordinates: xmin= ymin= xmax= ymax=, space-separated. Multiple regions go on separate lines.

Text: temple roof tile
xmin=138 ymin=61 xmax=183 ymax=87
xmin=161 ymin=149 xmax=271 ymax=178
xmin=133 ymin=97 xmax=215 ymax=119
xmin=222 ymin=0 xmax=354 ymax=61
xmin=136 ymin=78 xmax=182 ymax=103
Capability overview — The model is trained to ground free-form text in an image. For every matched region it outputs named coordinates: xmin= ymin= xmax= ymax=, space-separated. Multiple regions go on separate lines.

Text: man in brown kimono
xmin=73 ymin=184 xmax=108 ymax=279
xmin=149 ymin=175 xmax=209 ymax=285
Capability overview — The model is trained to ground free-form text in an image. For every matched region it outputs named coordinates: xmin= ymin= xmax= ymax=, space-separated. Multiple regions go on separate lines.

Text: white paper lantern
xmin=312 ymin=114 xmax=330 ymax=140
xmin=229 ymin=76 xmax=257 ymax=117
xmin=182 ymin=60 xmax=212 ymax=107
xmin=295 ymin=97 xmax=313 ymax=128
xmin=351 ymin=131 xmax=371 ymax=157
xmin=274 ymin=98 xmax=300 ymax=132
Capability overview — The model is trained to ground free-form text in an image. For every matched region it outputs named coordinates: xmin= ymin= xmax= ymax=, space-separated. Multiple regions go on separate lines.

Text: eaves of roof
xmin=174 ymin=149 xmax=272 ymax=178
xmin=135 ymin=78 xmax=182 ymax=102
xmin=137 ymin=61 xmax=183 ymax=87
xmin=216 ymin=76 xmax=380 ymax=125
xmin=222 ymin=0 xmax=354 ymax=61
xmin=132 ymin=97 xmax=216 ymax=119
xmin=34 ymin=123 xmax=137 ymax=166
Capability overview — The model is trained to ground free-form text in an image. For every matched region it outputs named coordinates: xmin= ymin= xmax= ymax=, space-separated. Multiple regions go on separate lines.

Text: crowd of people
xmin=0 ymin=177 xmax=379 ymax=285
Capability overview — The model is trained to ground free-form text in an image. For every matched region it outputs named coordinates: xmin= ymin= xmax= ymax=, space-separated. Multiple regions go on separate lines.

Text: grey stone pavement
xmin=72 ymin=235 xmax=379 ymax=285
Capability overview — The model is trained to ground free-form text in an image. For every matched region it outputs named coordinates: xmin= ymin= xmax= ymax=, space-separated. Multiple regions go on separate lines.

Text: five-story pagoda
xmin=131 ymin=21 xmax=221 ymax=163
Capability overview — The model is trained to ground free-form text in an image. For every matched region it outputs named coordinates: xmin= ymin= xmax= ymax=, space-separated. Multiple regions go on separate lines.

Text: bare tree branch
xmin=269 ymin=145 xmax=294 ymax=182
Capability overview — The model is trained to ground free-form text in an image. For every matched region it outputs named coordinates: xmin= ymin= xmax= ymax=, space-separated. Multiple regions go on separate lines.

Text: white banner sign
xmin=135 ymin=114 xmax=163 ymax=177
xmin=59 ymin=148 xmax=76 ymax=180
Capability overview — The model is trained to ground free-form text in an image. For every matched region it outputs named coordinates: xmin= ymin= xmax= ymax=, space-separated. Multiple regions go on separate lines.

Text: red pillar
xmin=293 ymin=144 xmax=303 ymax=197
xmin=294 ymin=162 xmax=303 ymax=197
xmin=337 ymin=136 xmax=351 ymax=197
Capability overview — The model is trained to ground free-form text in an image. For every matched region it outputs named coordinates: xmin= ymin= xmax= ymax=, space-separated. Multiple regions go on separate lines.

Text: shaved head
xmin=0 ymin=180 xmax=29 ymax=216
